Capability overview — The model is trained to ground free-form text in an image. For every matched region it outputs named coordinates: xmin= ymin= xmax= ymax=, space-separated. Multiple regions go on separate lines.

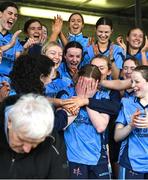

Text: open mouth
xmin=73 ymin=26 xmax=79 ymax=29
xmin=72 ymin=26 xmax=80 ymax=32
xmin=33 ymin=35 xmax=40 ymax=40
xmin=7 ymin=20 xmax=14 ymax=28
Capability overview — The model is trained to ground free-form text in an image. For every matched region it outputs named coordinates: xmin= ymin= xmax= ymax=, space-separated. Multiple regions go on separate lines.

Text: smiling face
xmin=131 ymin=71 xmax=148 ymax=98
xmin=91 ymin=57 xmax=111 ymax=80
xmin=122 ymin=59 xmax=137 ymax=79
xmin=0 ymin=6 xmax=18 ymax=34
xmin=65 ymin=47 xmax=82 ymax=71
xmin=127 ymin=28 xmax=144 ymax=50
xmin=26 ymin=21 xmax=42 ymax=43
xmin=69 ymin=13 xmax=84 ymax=35
xmin=45 ymin=45 xmax=63 ymax=69
xmin=96 ymin=25 xmax=112 ymax=44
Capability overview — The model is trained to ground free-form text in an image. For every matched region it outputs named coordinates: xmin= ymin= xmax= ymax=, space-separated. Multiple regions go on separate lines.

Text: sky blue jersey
xmin=61 ymin=87 xmax=111 ymax=165
xmin=86 ymin=41 xmax=124 ymax=70
xmin=68 ymin=32 xmax=90 ymax=68
xmin=44 ymin=76 xmax=69 ymax=98
xmin=0 ymin=32 xmax=23 ymax=75
xmin=126 ymin=50 xmax=148 ymax=63
xmin=116 ymin=96 xmax=148 ymax=173
xmin=58 ymin=62 xmax=75 ymax=88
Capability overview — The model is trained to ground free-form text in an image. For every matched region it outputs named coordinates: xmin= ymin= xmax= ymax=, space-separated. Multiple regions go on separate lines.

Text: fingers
xmin=63 ymin=104 xmax=79 ymax=116
xmin=9 ymin=30 xmax=22 ymax=47
xmin=133 ymin=119 xmax=148 ymax=128
xmin=23 ymin=38 xmax=36 ymax=49
xmin=13 ymin=30 xmax=22 ymax=38
xmin=132 ymin=109 xmax=148 ymax=128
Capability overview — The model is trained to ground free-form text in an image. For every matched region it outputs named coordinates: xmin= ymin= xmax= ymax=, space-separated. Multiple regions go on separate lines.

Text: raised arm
xmin=116 ymin=34 xmax=127 ymax=56
xmin=49 ymin=15 xmax=64 ymax=42
xmin=141 ymin=35 xmax=148 ymax=65
xmin=109 ymin=43 xmax=120 ymax=79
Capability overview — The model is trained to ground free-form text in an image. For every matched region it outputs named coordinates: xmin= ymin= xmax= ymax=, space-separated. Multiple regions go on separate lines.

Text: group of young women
xmin=0 ymin=2 xmax=148 ymax=179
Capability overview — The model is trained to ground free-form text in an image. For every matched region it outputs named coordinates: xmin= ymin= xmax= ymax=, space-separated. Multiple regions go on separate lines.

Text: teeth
xmin=8 ymin=19 xmax=13 ymax=23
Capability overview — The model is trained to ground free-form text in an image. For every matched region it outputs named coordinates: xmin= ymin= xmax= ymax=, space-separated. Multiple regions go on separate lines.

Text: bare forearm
xmin=101 ymin=79 xmax=131 ymax=90
xmin=47 ymin=97 xmax=63 ymax=107
xmin=86 ymin=107 xmax=109 ymax=133
xmin=141 ymin=52 xmax=148 ymax=65
xmin=1 ymin=44 xmax=12 ymax=52
xmin=114 ymin=123 xmax=133 ymax=142
xmin=49 ymin=32 xmax=59 ymax=42
xmin=59 ymin=32 xmax=68 ymax=46
xmin=111 ymin=62 xmax=120 ymax=79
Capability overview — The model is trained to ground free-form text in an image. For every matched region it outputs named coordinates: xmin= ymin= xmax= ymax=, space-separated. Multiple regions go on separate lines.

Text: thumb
xmin=13 ymin=30 xmax=22 ymax=38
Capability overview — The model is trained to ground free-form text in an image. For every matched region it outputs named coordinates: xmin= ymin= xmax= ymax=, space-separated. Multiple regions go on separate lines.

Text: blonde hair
xmin=41 ymin=41 xmax=62 ymax=55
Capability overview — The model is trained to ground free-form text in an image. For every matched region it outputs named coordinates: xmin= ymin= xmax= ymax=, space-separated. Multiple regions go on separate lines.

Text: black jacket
xmin=0 ymin=95 xmax=69 ymax=179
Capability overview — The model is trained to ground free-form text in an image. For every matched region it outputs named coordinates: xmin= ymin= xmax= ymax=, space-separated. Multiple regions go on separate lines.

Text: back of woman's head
xmin=78 ymin=64 xmax=101 ymax=82
xmin=10 ymin=54 xmax=55 ymax=94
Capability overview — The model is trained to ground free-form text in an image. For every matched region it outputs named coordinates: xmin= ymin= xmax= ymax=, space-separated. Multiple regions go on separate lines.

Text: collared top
xmin=0 ymin=32 xmax=23 ymax=75
xmin=116 ymin=96 xmax=148 ymax=173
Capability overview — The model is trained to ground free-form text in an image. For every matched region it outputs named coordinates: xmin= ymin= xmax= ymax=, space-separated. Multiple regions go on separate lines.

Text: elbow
xmin=114 ymin=136 xmax=119 ymax=142
xmin=114 ymin=133 xmax=121 ymax=142
xmin=96 ymin=126 xmax=106 ymax=133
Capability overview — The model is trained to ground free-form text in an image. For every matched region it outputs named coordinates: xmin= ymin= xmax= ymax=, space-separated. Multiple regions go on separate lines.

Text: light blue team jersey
xmin=126 ymin=51 xmax=148 ymax=63
xmin=58 ymin=62 xmax=75 ymax=88
xmin=63 ymin=87 xmax=111 ymax=165
xmin=0 ymin=32 xmax=23 ymax=75
xmin=68 ymin=32 xmax=89 ymax=49
xmin=116 ymin=96 xmax=148 ymax=173
xmin=44 ymin=77 xmax=69 ymax=98
xmin=123 ymin=89 xmax=135 ymax=98
xmin=86 ymin=42 xmax=124 ymax=70
xmin=68 ymin=32 xmax=90 ymax=68
xmin=0 ymin=75 xmax=10 ymax=84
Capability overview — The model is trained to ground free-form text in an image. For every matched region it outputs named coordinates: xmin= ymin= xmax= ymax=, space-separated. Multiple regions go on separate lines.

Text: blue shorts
xmin=69 ymin=155 xmax=111 ymax=179
xmin=119 ymin=165 xmax=148 ymax=179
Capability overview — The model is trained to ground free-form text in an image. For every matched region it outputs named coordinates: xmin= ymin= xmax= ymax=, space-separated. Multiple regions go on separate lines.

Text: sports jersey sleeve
xmin=113 ymin=45 xmax=124 ymax=69
xmin=88 ymin=90 xmax=121 ymax=116
xmin=146 ymin=52 xmax=148 ymax=59
xmin=54 ymin=110 xmax=68 ymax=131
xmin=115 ymin=98 xmax=128 ymax=125
xmin=115 ymin=106 xmax=127 ymax=125
xmin=15 ymin=38 xmax=23 ymax=53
